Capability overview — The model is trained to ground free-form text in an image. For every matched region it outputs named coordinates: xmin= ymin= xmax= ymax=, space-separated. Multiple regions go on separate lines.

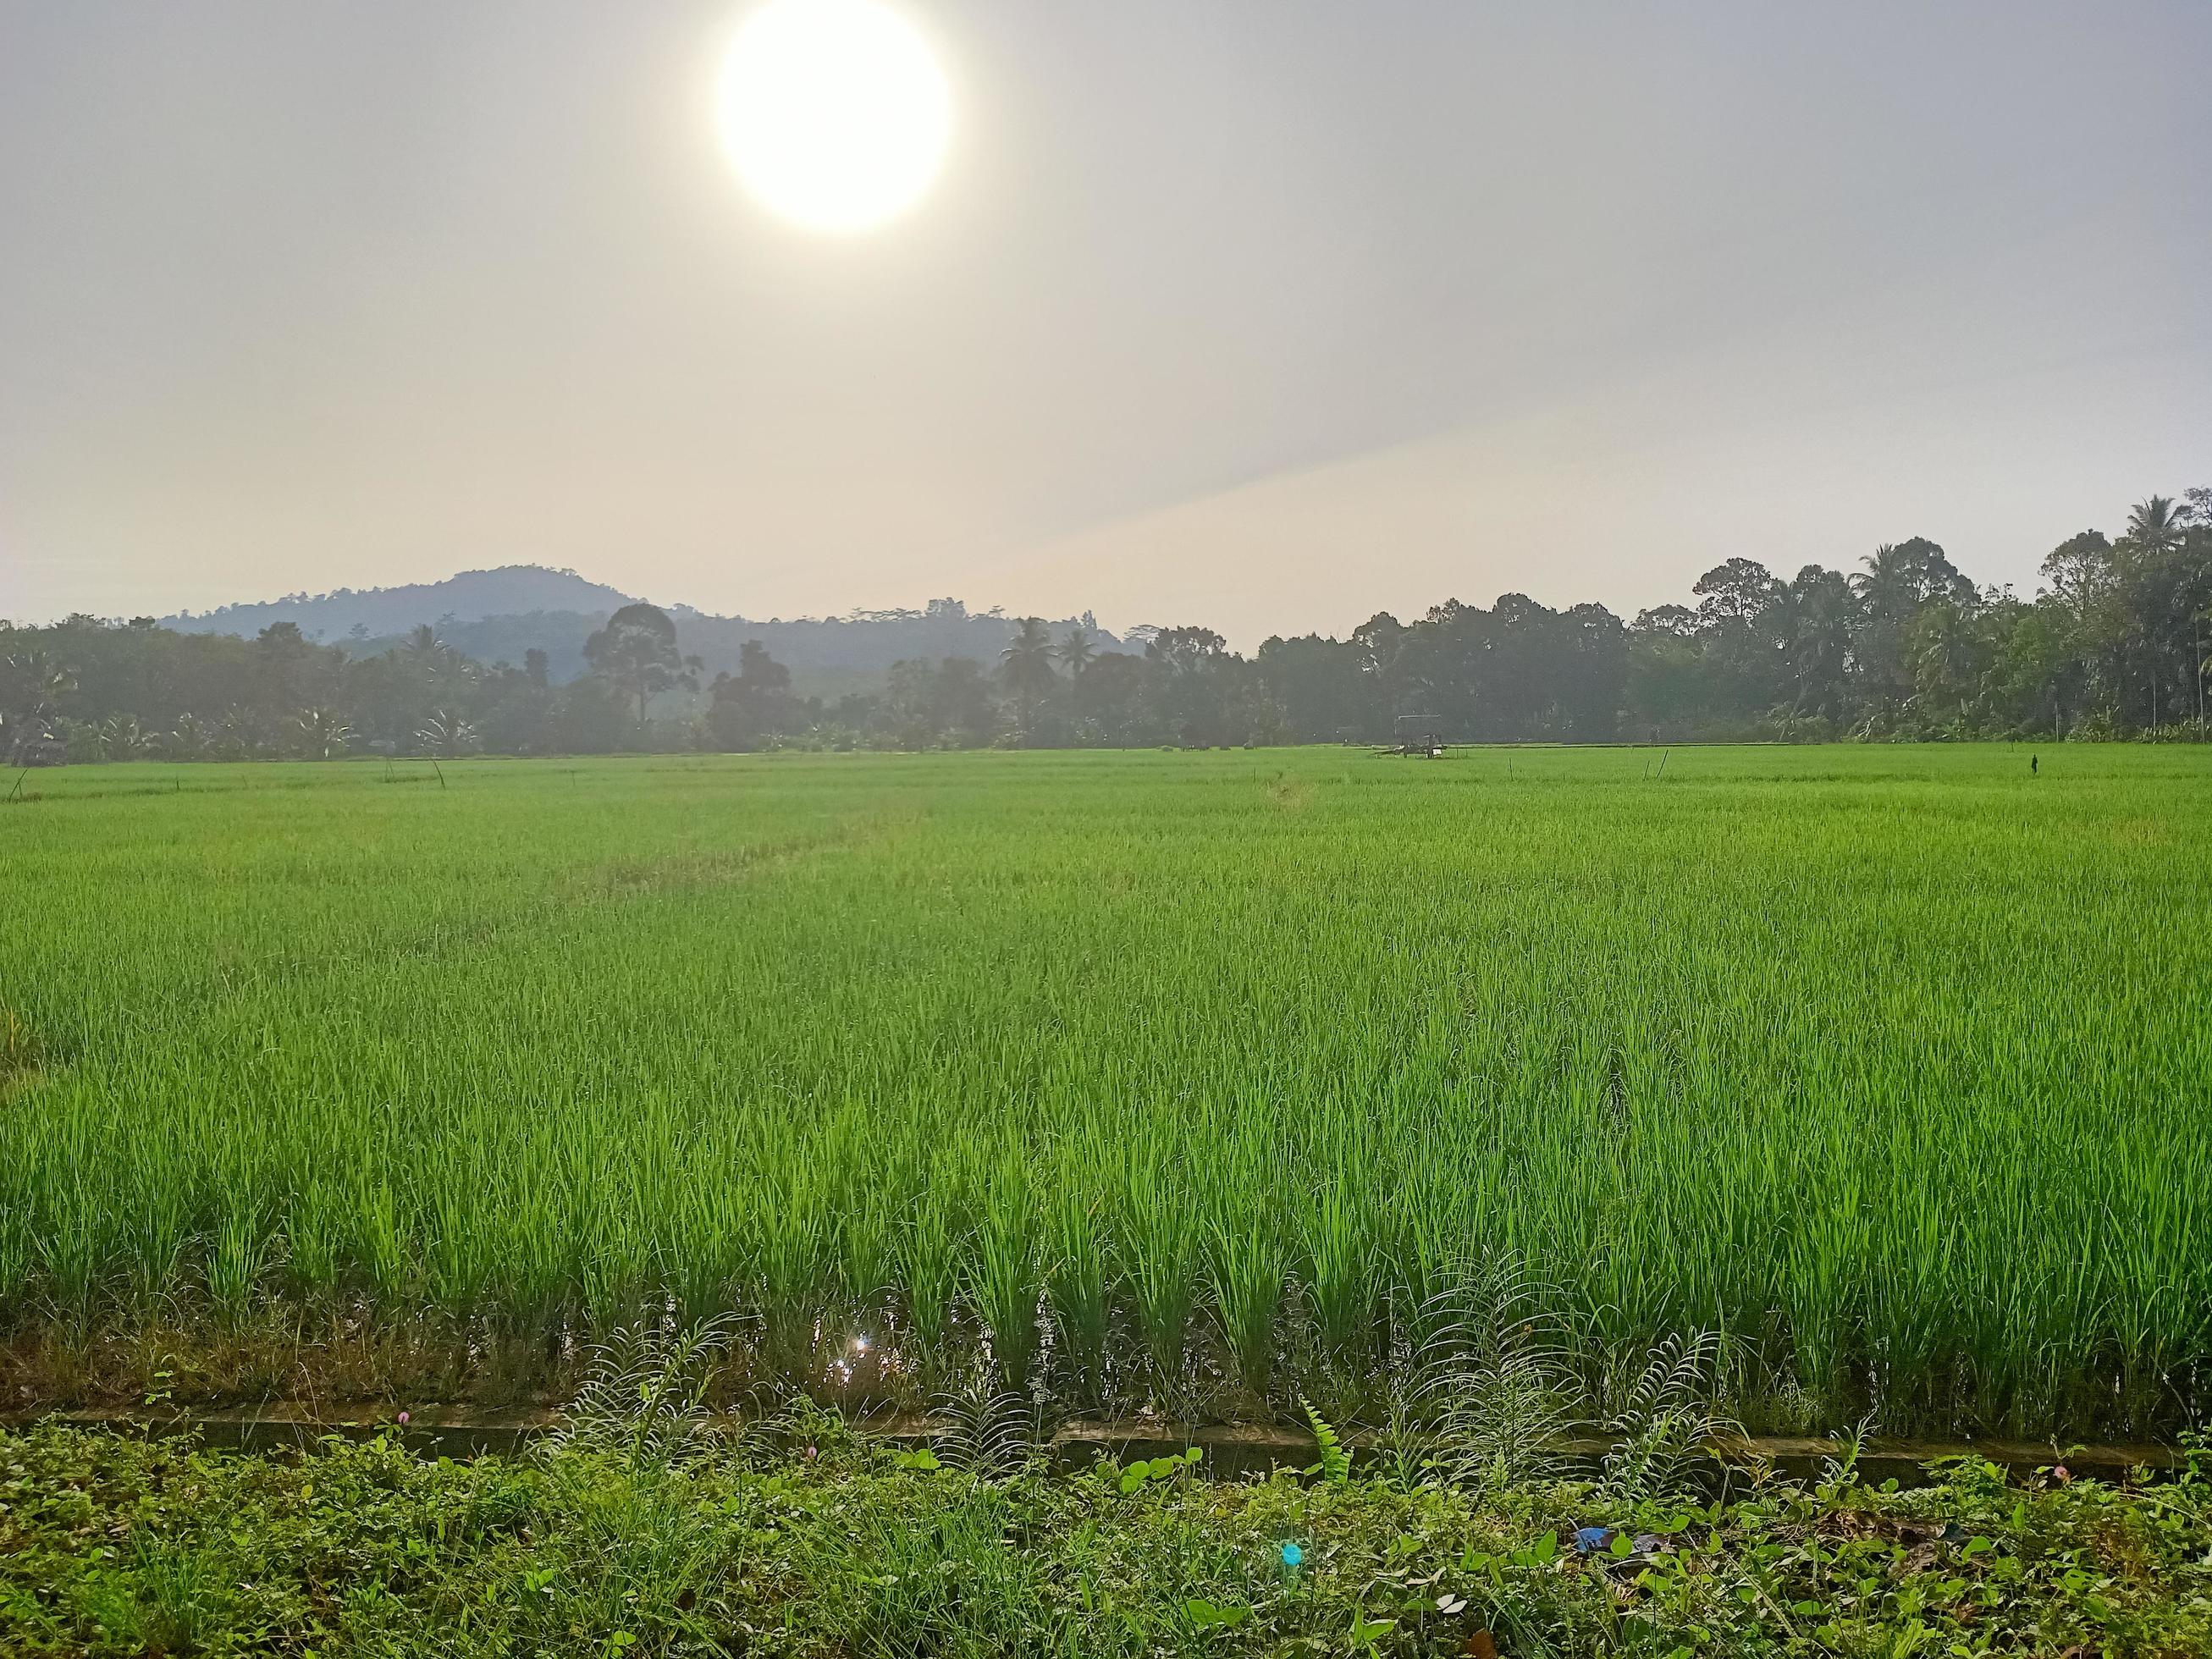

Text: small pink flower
xmin=396 ymin=1410 xmax=411 ymax=1427
xmin=2052 ymin=1463 xmax=2069 ymax=1484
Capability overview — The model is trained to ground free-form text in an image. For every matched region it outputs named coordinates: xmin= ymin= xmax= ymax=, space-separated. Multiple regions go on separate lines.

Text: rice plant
xmin=1 ymin=744 xmax=2207 ymax=1439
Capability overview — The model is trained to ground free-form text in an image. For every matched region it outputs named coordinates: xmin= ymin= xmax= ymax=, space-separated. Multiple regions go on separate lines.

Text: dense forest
xmin=6 ymin=492 xmax=2208 ymax=761
xmin=160 ymin=568 xmax=1134 ymax=701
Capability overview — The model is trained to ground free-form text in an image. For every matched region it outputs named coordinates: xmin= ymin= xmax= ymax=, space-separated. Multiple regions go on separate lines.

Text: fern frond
xmin=934 ymin=1358 xmax=1047 ymax=1477
xmin=1599 ymin=1327 xmax=1741 ymax=1505
xmin=1391 ymin=1254 xmax=1587 ymax=1491
xmin=1301 ymin=1397 xmax=1351 ymax=1485
xmin=554 ymin=1310 xmax=742 ymax=1471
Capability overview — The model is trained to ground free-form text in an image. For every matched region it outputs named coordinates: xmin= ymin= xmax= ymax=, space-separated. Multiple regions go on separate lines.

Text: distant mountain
xmin=167 ymin=565 xmax=1134 ymax=701
xmin=162 ymin=565 xmax=640 ymax=642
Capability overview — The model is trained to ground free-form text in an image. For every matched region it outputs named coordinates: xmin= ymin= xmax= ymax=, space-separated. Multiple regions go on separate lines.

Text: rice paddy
xmin=3 ymin=745 xmax=2208 ymax=1437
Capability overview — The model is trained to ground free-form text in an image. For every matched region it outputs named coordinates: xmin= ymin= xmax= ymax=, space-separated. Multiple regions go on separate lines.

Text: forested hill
xmin=163 ymin=568 xmax=1129 ymax=698
xmin=363 ymin=600 xmax=1130 ymax=701
xmin=21 ymin=490 xmax=2201 ymax=754
xmin=162 ymin=566 xmax=638 ymax=642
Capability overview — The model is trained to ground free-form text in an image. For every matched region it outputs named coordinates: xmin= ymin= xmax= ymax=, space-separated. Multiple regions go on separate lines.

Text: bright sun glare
xmin=715 ymin=0 xmax=951 ymax=234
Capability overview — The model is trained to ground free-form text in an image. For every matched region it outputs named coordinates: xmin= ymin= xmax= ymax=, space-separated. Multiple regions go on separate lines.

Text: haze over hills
xmin=162 ymin=566 xmax=643 ymax=641
xmin=159 ymin=565 xmax=1131 ymax=701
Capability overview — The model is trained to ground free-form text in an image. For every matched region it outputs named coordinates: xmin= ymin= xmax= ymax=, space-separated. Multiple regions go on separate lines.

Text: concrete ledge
xmin=2 ymin=1405 xmax=2179 ymax=1484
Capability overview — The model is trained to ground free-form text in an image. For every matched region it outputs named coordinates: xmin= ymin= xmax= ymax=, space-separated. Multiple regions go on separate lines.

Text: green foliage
xmin=1 ymin=747 xmax=2210 ymax=1443
xmin=4 ymin=1424 xmax=2210 ymax=1656
xmin=1302 ymin=1397 xmax=1351 ymax=1485
xmin=1106 ymin=1446 xmax=1202 ymax=1496
xmin=14 ymin=488 xmax=2206 ymax=752
xmin=1600 ymin=1331 xmax=1738 ymax=1506
xmin=583 ymin=604 xmax=698 ymax=726
xmin=1394 ymin=1258 xmax=1581 ymax=1492
xmin=1181 ymin=1594 xmax=1249 ymax=1629
xmin=556 ymin=1314 xmax=741 ymax=1472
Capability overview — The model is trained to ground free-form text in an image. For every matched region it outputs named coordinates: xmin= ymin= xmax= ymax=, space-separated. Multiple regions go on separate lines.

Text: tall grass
xmin=2 ymin=745 xmax=2208 ymax=1436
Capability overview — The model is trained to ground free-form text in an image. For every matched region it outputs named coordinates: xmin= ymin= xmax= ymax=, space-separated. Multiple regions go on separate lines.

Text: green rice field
xmin=3 ymin=746 xmax=2208 ymax=1437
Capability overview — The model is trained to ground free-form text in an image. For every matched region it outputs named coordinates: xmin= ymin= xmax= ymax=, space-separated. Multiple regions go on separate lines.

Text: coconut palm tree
xmin=1 ymin=650 xmax=72 ymax=765
xmin=93 ymin=714 xmax=151 ymax=760
xmin=1056 ymin=625 xmax=1096 ymax=679
xmin=1001 ymin=617 xmax=1055 ymax=685
xmin=398 ymin=623 xmax=481 ymax=703
xmin=1851 ymin=540 xmax=1967 ymax=703
xmin=1000 ymin=620 xmax=1052 ymax=687
xmin=1850 ymin=543 xmax=1916 ymax=618
xmin=2123 ymin=495 xmax=2183 ymax=559
xmin=3 ymin=650 xmax=74 ymax=718
xmin=217 ymin=708 xmax=264 ymax=760
xmin=1911 ymin=602 xmax=1982 ymax=724
xmin=415 ymin=709 xmax=480 ymax=758
xmin=295 ymin=707 xmax=354 ymax=761
xmin=165 ymin=714 xmax=212 ymax=761
xmin=998 ymin=618 xmax=1058 ymax=742
xmin=2115 ymin=499 xmax=2193 ymax=727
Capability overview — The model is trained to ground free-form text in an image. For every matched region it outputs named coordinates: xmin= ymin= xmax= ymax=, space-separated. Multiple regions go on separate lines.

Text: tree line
xmin=5 ymin=491 xmax=2207 ymax=763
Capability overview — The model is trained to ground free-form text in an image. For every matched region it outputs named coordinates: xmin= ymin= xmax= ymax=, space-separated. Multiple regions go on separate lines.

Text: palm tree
xmin=217 ymin=708 xmax=263 ymax=760
xmin=94 ymin=714 xmax=150 ymax=760
xmin=166 ymin=714 xmax=212 ymax=761
xmin=295 ymin=707 xmax=354 ymax=761
xmin=1056 ymin=625 xmax=1096 ymax=679
xmin=1000 ymin=619 xmax=1056 ymax=697
xmin=415 ymin=709 xmax=480 ymax=758
xmin=1851 ymin=543 xmax=1909 ymax=610
xmin=400 ymin=624 xmax=480 ymax=699
xmin=1 ymin=650 xmax=72 ymax=764
xmin=4 ymin=650 xmax=74 ymax=717
xmin=999 ymin=618 xmax=1058 ymax=742
xmin=2124 ymin=495 xmax=2183 ymax=559
xmin=1849 ymin=543 xmax=1928 ymax=702
xmin=2117 ymin=499 xmax=2189 ymax=727
xmin=1781 ymin=566 xmax=1852 ymax=716
xmin=1911 ymin=602 xmax=1980 ymax=723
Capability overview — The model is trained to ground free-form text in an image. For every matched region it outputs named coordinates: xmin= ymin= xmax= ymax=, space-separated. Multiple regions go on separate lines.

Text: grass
xmin=3 ymin=1419 xmax=2209 ymax=1656
xmin=2 ymin=745 xmax=2209 ymax=1437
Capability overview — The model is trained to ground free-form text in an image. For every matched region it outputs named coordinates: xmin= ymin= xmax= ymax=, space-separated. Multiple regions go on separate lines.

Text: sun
xmin=714 ymin=0 xmax=952 ymax=234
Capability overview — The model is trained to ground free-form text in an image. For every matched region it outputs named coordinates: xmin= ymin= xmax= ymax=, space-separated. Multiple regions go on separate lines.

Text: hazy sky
xmin=3 ymin=1 xmax=2208 ymax=643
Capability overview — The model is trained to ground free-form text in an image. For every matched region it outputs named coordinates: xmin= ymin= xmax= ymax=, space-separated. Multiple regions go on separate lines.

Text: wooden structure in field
xmin=1376 ymin=714 xmax=1449 ymax=758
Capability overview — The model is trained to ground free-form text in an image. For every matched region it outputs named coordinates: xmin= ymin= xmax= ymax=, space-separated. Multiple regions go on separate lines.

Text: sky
xmin=3 ymin=0 xmax=2208 ymax=645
